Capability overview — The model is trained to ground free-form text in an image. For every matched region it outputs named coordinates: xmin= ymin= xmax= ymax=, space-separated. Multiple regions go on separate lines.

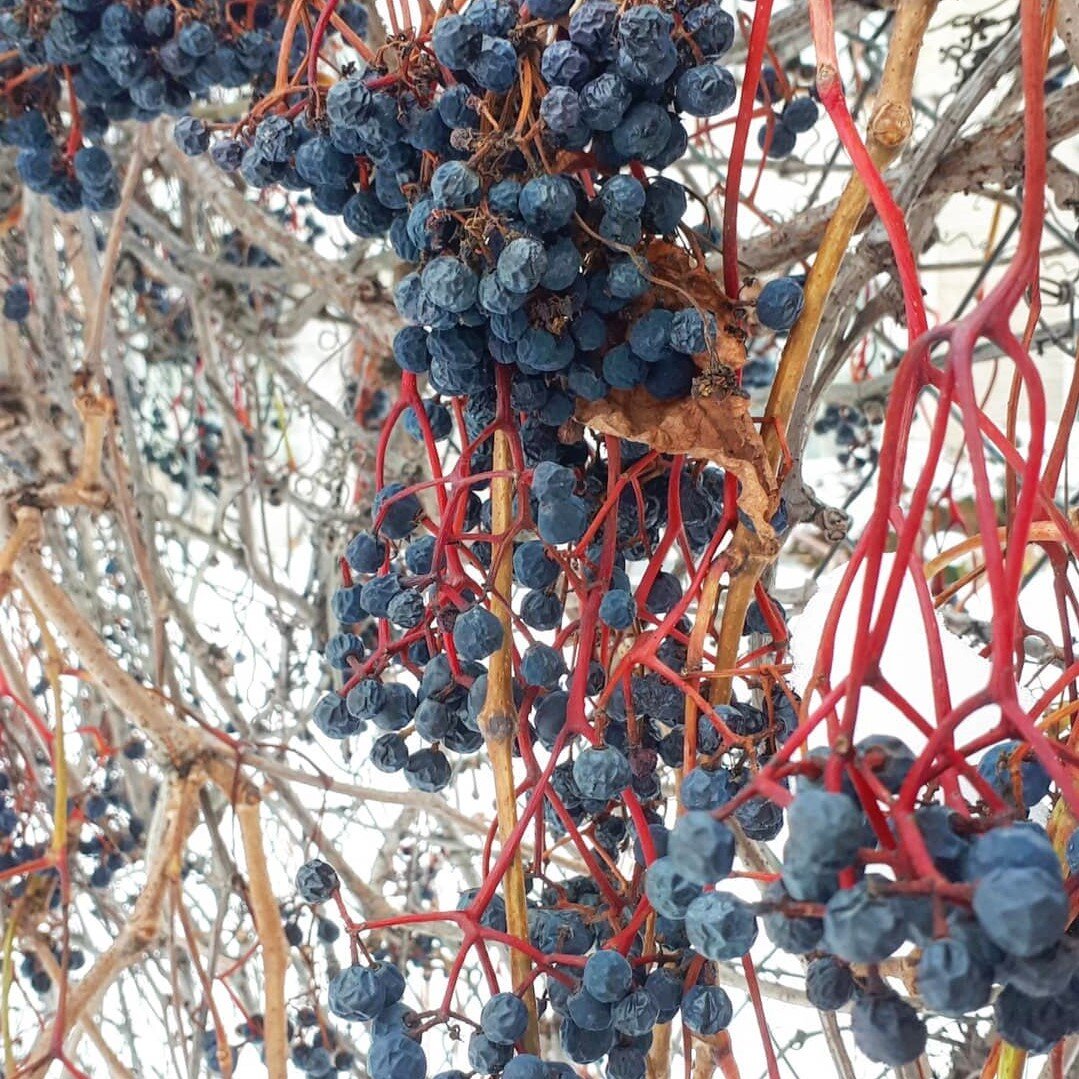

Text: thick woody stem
xmin=476 ymin=427 xmax=540 ymax=1052
xmin=223 ymin=774 xmax=290 ymax=1079
xmin=998 ymin=1044 xmax=1027 ymax=1079
xmin=763 ymin=0 xmax=938 ymax=472
xmin=0 ymin=508 xmax=38 ymax=591
xmin=1 ymin=507 xmax=204 ymax=764
xmin=683 ymin=567 xmax=725 ymax=764
xmin=692 ymin=1040 xmax=716 ymax=1078
xmin=647 ymin=1021 xmax=673 ymax=1079
xmin=712 ymin=550 xmax=770 ymax=708
xmin=69 ymin=394 xmax=113 ymax=500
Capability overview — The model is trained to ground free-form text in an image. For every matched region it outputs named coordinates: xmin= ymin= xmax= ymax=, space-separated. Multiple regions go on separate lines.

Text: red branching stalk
xmin=721 ymin=0 xmax=776 ymax=300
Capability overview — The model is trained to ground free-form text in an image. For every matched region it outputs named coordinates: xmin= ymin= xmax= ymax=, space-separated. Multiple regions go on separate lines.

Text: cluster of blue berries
xmin=755 ymin=68 xmax=821 ymax=159
xmin=383 ymin=0 xmax=796 ymax=411
xmin=756 ymin=745 xmax=1079 ymax=1064
xmin=306 ymin=635 xmax=1079 ymax=1076
xmin=813 ymin=400 xmax=880 ymax=470
xmin=290 ymin=1028 xmax=355 ymax=1078
xmin=0 ymin=0 xmax=367 ymax=211
xmin=4 ymin=0 xmax=812 ymax=394
xmin=0 ymin=760 xmax=155 ymax=1023
xmin=77 ymin=781 xmax=148 ymax=889
xmin=202 ymin=1007 xmax=356 ymax=1076
xmin=314 ymin=930 xmax=739 ymax=1077
xmin=17 ymin=947 xmax=86 ymax=997
xmin=117 ymin=245 xmax=293 ymax=492
xmin=10 ymin=0 xmax=1075 ymax=1070
xmin=281 ymin=890 xmax=344 ymax=949
xmin=156 ymin=0 xmax=809 ymax=411
xmin=305 ymin=457 xmax=809 ymax=1077
xmin=313 ymin=439 xmax=798 ymax=799
xmin=0 ymin=760 xmax=148 ymax=899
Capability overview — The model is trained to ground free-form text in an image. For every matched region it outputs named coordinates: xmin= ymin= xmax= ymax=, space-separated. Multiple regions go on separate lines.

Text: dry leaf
xmin=577 ymin=242 xmax=778 ymax=537
xmin=579 ymin=388 xmax=777 ymax=537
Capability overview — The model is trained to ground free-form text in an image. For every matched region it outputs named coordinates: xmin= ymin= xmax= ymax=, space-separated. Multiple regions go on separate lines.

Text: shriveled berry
xmin=295 ymin=859 xmax=339 ymax=903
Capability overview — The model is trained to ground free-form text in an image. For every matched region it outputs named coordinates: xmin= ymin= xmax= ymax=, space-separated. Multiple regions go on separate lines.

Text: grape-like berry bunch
xmin=6 ymin=0 xmax=1075 ymax=1073
xmin=0 ymin=0 xmax=368 ymax=209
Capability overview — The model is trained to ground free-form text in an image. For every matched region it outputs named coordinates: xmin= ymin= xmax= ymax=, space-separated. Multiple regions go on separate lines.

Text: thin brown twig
xmin=19 ymin=772 xmax=202 ymax=1078
xmin=81 ymin=133 xmax=147 ymax=385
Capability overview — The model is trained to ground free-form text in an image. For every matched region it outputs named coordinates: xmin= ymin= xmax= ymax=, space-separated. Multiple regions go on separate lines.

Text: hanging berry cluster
xmin=5 ymin=0 xmax=1077 ymax=1074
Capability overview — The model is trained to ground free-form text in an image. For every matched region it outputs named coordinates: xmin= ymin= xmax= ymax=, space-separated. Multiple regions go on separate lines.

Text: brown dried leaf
xmin=578 ymin=242 xmax=778 ymax=535
xmin=579 ymin=388 xmax=777 ymax=536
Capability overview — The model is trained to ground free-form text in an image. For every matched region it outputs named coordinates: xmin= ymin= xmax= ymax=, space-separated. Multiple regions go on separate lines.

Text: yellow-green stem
xmin=49 ymin=672 xmax=67 ymax=857
xmin=998 ymin=1044 xmax=1026 ymax=1079
xmin=477 ymin=429 xmax=539 ymax=1052
xmin=1 ymin=909 xmax=16 ymax=1076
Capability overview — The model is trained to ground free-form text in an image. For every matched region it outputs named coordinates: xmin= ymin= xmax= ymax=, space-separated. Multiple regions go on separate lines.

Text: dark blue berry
xmin=756 ymin=276 xmax=805 ymax=331
xmin=295 ymin=859 xmax=339 ymax=903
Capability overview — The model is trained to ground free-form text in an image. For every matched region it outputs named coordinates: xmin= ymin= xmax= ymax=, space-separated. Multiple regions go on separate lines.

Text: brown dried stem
xmin=1 ymin=506 xmax=204 ymax=765
xmin=36 ymin=392 xmax=114 ymax=511
xmin=211 ymin=766 xmax=290 ymax=1079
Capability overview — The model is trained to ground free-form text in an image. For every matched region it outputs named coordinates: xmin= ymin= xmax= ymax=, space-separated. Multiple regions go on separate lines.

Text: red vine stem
xmin=721 ymin=0 xmax=775 ymax=299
